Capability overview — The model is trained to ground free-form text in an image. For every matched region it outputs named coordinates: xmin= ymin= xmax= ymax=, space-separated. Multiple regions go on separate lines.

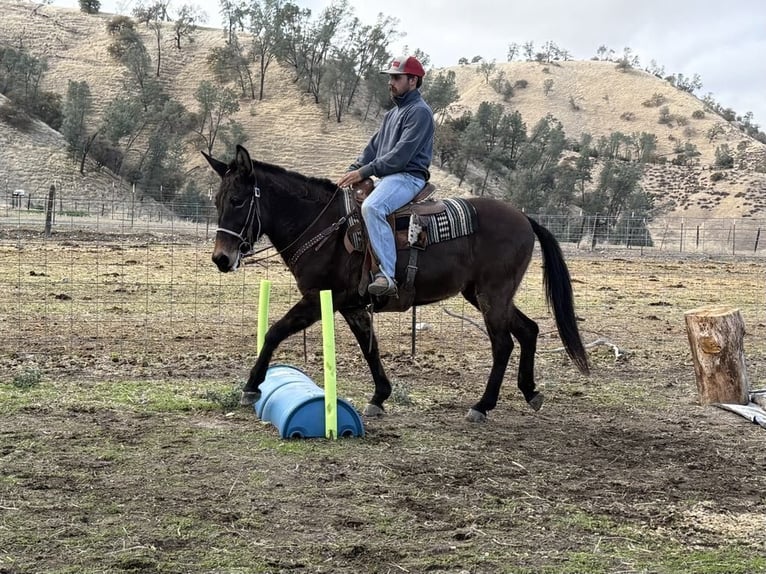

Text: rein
xmin=220 ymin=181 xmax=345 ymax=267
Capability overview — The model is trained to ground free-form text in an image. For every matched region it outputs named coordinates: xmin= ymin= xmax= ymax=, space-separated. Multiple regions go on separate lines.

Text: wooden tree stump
xmin=684 ymin=305 xmax=749 ymax=405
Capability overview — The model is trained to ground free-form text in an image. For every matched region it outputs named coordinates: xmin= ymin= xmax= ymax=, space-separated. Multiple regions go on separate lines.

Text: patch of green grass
xmin=545 ymin=508 xmax=766 ymax=574
xmin=12 ymin=367 xmax=42 ymax=389
xmin=390 ymin=380 xmax=414 ymax=405
xmin=637 ymin=545 xmax=766 ymax=574
xmin=204 ymin=380 xmax=245 ymax=411
xmin=0 ymin=378 xmax=237 ymax=415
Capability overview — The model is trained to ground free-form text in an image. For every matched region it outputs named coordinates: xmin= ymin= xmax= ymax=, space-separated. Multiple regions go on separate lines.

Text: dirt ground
xmin=1 ymin=233 xmax=765 ymax=574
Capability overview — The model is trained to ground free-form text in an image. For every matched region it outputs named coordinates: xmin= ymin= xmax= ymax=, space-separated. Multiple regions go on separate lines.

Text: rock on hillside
xmin=1 ymin=0 xmax=765 ymax=219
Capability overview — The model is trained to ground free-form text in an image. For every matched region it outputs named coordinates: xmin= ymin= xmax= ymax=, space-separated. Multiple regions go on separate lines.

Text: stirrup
xmin=368 ymin=273 xmax=397 ymax=297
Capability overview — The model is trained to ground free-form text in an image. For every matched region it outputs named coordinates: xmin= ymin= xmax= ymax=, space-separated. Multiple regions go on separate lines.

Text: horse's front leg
xmin=240 ymin=295 xmax=321 ymax=406
xmin=340 ymin=307 xmax=391 ymax=416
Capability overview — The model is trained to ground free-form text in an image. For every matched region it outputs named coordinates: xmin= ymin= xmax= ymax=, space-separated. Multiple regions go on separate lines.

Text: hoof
xmin=466 ymin=408 xmax=487 ymax=423
xmin=240 ymin=391 xmax=261 ymax=406
xmin=363 ymin=403 xmax=385 ymax=417
xmin=527 ymin=392 xmax=544 ymax=412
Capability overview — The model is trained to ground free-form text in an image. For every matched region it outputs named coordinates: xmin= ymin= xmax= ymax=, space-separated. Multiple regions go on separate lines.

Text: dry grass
xmin=1 ymin=232 xmax=766 ymax=573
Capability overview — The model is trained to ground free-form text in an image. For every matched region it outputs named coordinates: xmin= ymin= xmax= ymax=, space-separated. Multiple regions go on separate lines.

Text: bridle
xmin=215 ymin=173 xmax=346 ymax=267
xmin=215 ymin=178 xmax=261 ymax=255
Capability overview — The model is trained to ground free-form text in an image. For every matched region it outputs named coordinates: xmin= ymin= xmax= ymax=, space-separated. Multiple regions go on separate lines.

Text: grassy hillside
xmin=1 ymin=0 xmax=765 ymax=219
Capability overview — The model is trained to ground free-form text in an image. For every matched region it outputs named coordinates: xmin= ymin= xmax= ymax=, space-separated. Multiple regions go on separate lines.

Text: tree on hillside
xmin=137 ymin=100 xmax=191 ymax=198
xmin=173 ymin=4 xmax=207 ymax=49
xmin=595 ymin=45 xmax=615 ymax=61
xmin=247 ymin=0 xmax=284 ymax=100
xmin=324 ymin=12 xmax=398 ymax=121
xmin=433 ymin=120 xmax=460 ymax=168
xmin=273 ymin=2 xmax=312 ymax=81
xmin=421 ymin=69 xmax=459 ymax=125
xmin=101 ymin=96 xmax=146 ymax=173
xmin=615 ymin=47 xmax=639 ymax=71
xmin=505 ymin=116 xmax=567 ymax=211
xmin=133 ymin=1 xmax=171 ymax=76
xmin=323 ymin=54 xmax=354 ymax=122
xmin=634 ymin=131 xmax=658 ymax=163
xmin=538 ymin=40 xmax=565 ymax=63
xmin=207 ymin=34 xmax=256 ymax=98
xmin=106 ymin=15 xmax=136 ymax=35
xmin=220 ymin=0 xmax=250 ymax=44
xmin=61 ymin=80 xmax=98 ymax=174
xmin=587 ymin=160 xmax=644 ymax=221
xmin=79 ymin=0 xmax=100 ymax=14
xmin=302 ymin=2 xmax=347 ymax=104
xmin=219 ymin=120 xmax=249 ymax=158
xmin=573 ymin=134 xmax=594 ymax=209
xmin=193 ymin=80 xmax=241 ymax=154
xmin=496 ymin=110 xmax=526 ymax=170
xmin=522 ymin=41 xmax=534 ymax=61
xmin=0 ymin=46 xmax=47 ymax=104
xmin=106 ymin=18 xmax=169 ymax=113
xmin=455 ymin=120 xmax=485 ymax=187
xmin=0 ymin=45 xmax=61 ymax=128
xmin=271 ymin=1 xmax=347 ymax=104
xmin=477 ymin=60 xmax=495 ymax=84
xmin=668 ymin=72 xmax=702 ymax=94
xmin=516 ymin=115 xmax=566 ymax=174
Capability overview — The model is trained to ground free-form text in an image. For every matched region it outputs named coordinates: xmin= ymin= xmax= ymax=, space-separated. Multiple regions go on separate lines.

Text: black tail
xmin=528 ymin=216 xmax=590 ymax=375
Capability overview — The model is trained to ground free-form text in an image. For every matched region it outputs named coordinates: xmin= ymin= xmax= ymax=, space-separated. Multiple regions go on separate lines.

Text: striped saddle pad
xmin=343 ymin=193 xmax=477 ymax=251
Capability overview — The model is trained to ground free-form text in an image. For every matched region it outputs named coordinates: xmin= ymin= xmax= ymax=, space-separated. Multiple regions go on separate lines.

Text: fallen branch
xmin=543 ymin=337 xmax=625 ymax=359
xmin=441 ymin=308 xmax=624 ymax=360
xmin=442 ymin=307 xmax=487 ymax=335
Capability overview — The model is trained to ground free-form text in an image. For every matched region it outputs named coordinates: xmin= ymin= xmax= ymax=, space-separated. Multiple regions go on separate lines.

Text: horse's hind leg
xmin=468 ymin=295 xmax=515 ymax=423
xmin=510 ymin=308 xmax=543 ymax=411
xmin=341 ymin=308 xmax=392 ymax=416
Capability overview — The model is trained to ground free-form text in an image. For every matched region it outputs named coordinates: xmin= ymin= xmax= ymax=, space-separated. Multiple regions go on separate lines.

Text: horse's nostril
xmin=212 ymin=253 xmax=231 ymax=272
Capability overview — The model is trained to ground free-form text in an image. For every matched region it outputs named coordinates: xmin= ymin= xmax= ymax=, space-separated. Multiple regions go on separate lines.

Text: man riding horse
xmin=336 ymin=55 xmax=434 ymax=298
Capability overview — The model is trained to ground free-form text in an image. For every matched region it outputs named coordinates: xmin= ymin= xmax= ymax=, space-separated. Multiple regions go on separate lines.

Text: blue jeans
xmin=361 ymin=173 xmax=426 ymax=280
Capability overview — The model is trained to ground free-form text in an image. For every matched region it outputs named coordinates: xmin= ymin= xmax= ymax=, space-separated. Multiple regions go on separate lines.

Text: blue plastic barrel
xmin=253 ymin=364 xmax=364 ymax=439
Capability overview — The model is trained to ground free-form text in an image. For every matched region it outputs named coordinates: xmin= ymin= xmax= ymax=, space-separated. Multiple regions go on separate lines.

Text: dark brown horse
xmin=203 ymin=145 xmax=589 ymax=422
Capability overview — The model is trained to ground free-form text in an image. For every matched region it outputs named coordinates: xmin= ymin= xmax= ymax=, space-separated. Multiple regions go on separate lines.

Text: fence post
xmin=44 ymin=184 xmax=56 ymax=237
xmin=680 ymin=220 xmax=684 ymax=253
xmin=590 ymin=216 xmax=597 ymax=251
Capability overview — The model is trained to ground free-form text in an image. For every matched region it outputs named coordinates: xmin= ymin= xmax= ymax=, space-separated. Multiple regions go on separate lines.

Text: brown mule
xmin=204 ymin=145 xmax=590 ymax=422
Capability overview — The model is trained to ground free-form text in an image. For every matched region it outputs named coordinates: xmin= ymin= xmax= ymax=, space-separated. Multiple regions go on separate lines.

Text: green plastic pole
xmin=257 ymin=280 xmax=271 ymax=354
xmin=320 ymin=290 xmax=337 ymax=440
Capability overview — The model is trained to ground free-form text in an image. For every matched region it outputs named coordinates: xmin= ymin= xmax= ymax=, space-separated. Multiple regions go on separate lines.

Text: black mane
xmin=250 ymin=158 xmax=338 ymax=203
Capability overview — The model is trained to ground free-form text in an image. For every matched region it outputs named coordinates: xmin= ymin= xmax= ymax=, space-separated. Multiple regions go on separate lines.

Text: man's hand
xmin=337 ymin=169 xmax=363 ymax=188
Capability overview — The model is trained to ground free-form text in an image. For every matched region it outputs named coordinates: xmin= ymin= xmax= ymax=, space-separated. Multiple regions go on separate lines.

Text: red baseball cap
xmin=381 ymin=55 xmax=425 ymax=78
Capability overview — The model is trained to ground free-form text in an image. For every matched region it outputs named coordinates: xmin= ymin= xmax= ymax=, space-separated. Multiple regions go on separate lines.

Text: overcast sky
xmin=51 ymin=0 xmax=765 ymax=127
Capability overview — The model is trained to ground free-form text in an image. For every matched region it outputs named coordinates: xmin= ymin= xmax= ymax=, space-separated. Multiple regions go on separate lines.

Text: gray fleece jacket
xmin=350 ymin=88 xmax=434 ymax=182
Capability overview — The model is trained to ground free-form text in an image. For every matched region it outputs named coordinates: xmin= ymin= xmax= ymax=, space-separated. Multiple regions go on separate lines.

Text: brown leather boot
xmin=368 ymin=273 xmax=398 ymax=297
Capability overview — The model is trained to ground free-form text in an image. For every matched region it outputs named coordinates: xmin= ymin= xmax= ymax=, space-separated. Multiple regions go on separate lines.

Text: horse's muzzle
xmin=212 ymin=245 xmax=242 ymax=272
xmin=212 ymin=252 xmax=234 ymax=272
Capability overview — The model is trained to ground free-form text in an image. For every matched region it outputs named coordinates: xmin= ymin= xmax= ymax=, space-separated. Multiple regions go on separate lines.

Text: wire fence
xmin=6 ymin=189 xmax=766 ymax=256
xmin=2 ymin=195 xmax=766 ymax=386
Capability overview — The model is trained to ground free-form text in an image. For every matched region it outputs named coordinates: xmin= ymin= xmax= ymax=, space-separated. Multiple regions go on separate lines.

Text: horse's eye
xmin=229 ymin=196 xmax=247 ymax=208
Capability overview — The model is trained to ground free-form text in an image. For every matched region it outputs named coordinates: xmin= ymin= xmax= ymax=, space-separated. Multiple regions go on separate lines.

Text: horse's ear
xmin=201 ymin=151 xmax=228 ymax=179
xmin=235 ymin=145 xmax=254 ymax=176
